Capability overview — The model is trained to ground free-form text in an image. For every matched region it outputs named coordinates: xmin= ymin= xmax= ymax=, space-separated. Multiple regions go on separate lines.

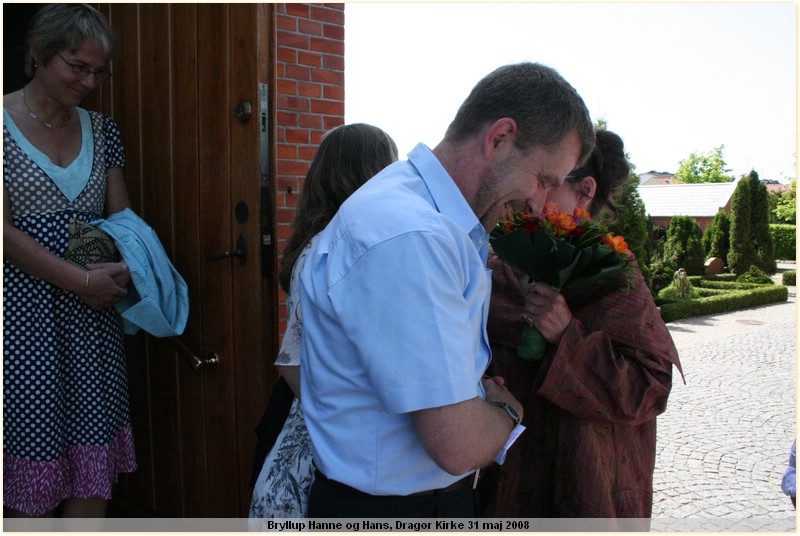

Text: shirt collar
xmin=407 ymin=143 xmax=486 ymax=254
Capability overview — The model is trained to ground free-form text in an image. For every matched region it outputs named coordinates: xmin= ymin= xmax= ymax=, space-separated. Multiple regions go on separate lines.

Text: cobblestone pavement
xmin=651 ymin=289 xmax=797 ymax=532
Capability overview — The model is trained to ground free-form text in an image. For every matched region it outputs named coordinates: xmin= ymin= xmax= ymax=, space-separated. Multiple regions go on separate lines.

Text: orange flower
xmin=542 ymin=202 xmax=560 ymax=223
xmin=603 ymin=233 xmax=629 ymax=253
xmin=555 ymin=212 xmax=577 ymax=235
xmin=573 ymin=207 xmax=591 ymax=221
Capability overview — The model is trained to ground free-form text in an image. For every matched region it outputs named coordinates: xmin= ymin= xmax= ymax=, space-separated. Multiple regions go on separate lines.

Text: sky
xmin=344 ymin=2 xmax=797 ymax=182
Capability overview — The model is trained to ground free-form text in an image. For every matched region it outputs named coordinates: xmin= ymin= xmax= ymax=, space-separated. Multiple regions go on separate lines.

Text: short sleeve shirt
xmin=299 ymin=144 xmax=492 ymax=495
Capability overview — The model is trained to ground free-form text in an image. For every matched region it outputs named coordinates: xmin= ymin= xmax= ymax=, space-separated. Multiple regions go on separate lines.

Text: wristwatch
xmin=492 ymin=401 xmax=522 ymax=426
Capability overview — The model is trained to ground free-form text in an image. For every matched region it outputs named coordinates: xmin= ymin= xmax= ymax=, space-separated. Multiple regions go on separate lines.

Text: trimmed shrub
xmin=659 ymin=284 xmax=700 ymax=301
xmin=736 ymin=266 xmax=774 ymax=285
xmin=694 ymin=273 xmax=738 ymax=283
xmin=660 ymin=285 xmax=788 ymax=323
xmin=770 ymin=224 xmax=796 ymax=260
xmin=692 ymin=280 xmax=767 ymax=290
xmin=783 ymin=270 xmax=796 ymax=286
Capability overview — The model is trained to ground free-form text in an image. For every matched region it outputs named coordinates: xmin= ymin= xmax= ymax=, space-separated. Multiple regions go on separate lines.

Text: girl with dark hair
xmin=250 ymin=123 xmax=398 ymax=520
xmin=481 ymin=129 xmax=683 ymax=523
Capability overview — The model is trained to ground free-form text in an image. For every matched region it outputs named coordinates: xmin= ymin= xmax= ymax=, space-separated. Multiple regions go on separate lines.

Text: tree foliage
xmin=728 ymin=170 xmax=776 ymax=274
xmin=727 ymin=174 xmax=755 ymax=274
xmin=674 ymin=145 xmax=734 ymax=184
xmin=663 ymin=215 xmax=705 ymax=275
xmin=608 ymin=173 xmax=651 ymax=270
xmin=702 ymin=211 xmax=730 ymax=264
xmin=773 ymin=180 xmax=796 ymax=224
xmin=748 ymin=172 xmax=776 ymax=274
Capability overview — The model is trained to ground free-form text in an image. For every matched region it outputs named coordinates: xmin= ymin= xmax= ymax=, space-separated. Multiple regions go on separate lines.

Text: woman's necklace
xmin=21 ymin=86 xmax=72 ymax=129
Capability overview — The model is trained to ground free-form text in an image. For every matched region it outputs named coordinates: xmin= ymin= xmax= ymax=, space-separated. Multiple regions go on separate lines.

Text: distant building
xmin=640 ymin=171 xmax=676 ymax=185
xmin=761 ymin=179 xmax=791 ymax=194
xmin=637 ymin=181 xmax=738 ymax=230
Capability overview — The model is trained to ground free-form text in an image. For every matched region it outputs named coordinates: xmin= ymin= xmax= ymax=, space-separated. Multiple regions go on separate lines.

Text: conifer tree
xmin=727 ymin=175 xmax=756 ymax=274
xmin=663 ymin=216 xmax=705 ymax=275
xmin=608 ymin=173 xmax=651 ymax=274
xmin=748 ymin=171 xmax=776 ymax=274
xmin=702 ymin=211 xmax=731 ymax=265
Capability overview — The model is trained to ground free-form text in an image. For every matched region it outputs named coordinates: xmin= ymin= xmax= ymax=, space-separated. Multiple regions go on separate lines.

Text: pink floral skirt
xmin=4 ymin=425 xmax=137 ymax=516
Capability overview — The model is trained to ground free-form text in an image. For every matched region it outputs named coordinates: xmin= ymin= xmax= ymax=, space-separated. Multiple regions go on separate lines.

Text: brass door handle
xmin=167 ymin=337 xmax=220 ymax=371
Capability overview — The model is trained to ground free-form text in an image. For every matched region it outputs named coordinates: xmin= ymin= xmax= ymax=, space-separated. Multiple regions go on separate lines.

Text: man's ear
xmin=577 ymin=176 xmax=597 ymax=210
xmin=482 ymin=118 xmax=518 ymax=160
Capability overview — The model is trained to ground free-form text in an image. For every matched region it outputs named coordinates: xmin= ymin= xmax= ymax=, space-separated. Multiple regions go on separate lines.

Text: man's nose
xmin=524 ymin=193 xmax=547 ymax=215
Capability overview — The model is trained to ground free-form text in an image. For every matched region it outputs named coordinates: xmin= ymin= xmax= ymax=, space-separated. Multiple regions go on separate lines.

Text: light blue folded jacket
xmin=92 ymin=208 xmax=189 ymax=337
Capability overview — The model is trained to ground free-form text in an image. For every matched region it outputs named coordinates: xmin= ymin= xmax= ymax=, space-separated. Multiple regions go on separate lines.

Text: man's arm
xmin=412 ymin=378 xmax=522 ymax=475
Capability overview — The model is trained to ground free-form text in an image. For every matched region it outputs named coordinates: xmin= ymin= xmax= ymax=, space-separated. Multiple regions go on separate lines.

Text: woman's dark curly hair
xmin=565 ymin=128 xmax=630 ymax=222
xmin=278 ymin=123 xmax=398 ymax=293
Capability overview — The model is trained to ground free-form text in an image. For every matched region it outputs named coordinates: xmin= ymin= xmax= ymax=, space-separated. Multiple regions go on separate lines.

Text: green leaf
xmin=517 ymin=326 xmax=547 ymax=361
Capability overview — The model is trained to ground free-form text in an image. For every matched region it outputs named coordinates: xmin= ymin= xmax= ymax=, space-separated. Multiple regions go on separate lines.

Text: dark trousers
xmin=308 ymin=470 xmax=478 ymax=518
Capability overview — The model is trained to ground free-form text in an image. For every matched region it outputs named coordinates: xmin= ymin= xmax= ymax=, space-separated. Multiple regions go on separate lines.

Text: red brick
xmin=277 ymin=46 xmax=296 ymax=63
xmin=298 ymin=18 xmax=323 ymax=36
xmin=277 ymin=30 xmax=308 ymax=50
xmin=285 ymin=63 xmax=311 ymax=81
xmin=276 ymin=13 xmax=296 ymax=31
xmin=298 ymin=143 xmax=320 ymax=160
xmin=323 ymin=84 xmax=344 ymax=102
xmin=284 ymin=3 xmax=310 ymax=18
xmin=298 ymin=113 xmax=323 ymax=129
xmin=277 ymin=78 xmax=298 ymax=96
xmin=276 ymin=206 xmax=297 ymax=224
xmin=323 ymin=22 xmax=344 ymax=41
xmin=276 ymin=223 xmax=294 ymax=241
xmin=297 ymin=81 xmax=322 ymax=98
xmin=323 ymin=116 xmax=345 ymax=131
xmin=277 ymin=95 xmax=309 ymax=112
xmin=311 ymin=68 xmax=344 ymax=85
xmin=306 ymin=131 xmax=320 ymax=146
xmin=311 ymin=99 xmax=344 ymax=116
xmin=310 ymin=37 xmax=344 ymax=56
xmin=277 ymin=110 xmax=298 ymax=127
xmin=277 ymin=142 xmax=297 ymax=159
xmin=311 ymin=5 xmax=344 ymax=25
xmin=298 ymin=50 xmax=322 ymax=68
xmin=284 ymin=128 xmax=310 ymax=145
xmin=280 ymin=153 xmax=312 ymax=172
xmin=322 ymin=54 xmax=344 ymax=71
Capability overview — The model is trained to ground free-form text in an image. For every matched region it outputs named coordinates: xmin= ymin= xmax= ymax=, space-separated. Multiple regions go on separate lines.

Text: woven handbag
xmin=63 ymin=219 xmax=121 ymax=267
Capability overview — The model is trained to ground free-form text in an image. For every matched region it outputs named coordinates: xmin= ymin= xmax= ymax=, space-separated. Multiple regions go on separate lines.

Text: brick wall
xmin=274 ymin=3 xmax=345 ymax=333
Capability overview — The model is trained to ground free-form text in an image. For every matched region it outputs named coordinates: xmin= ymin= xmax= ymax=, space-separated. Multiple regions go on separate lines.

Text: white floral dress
xmin=249 ymin=238 xmax=316 ymax=520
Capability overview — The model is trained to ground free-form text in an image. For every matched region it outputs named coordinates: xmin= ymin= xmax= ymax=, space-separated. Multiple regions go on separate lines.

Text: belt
xmin=406 ymin=469 xmax=480 ymax=497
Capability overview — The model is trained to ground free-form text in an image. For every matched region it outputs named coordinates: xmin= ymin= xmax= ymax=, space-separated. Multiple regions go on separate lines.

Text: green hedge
xmin=696 ymin=287 xmax=729 ymax=297
xmin=690 ymin=279 xmax=768 ymax=290
xmin=660 ymin=285 xmax=788 ymax=323
xmin=770 ymin=224 xmax=796 ymax=260
xmin=783 ymin=270 xmax=796 ymax=286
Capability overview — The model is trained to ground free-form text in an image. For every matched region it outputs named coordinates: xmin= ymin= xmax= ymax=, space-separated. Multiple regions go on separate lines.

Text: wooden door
xmin=90 ymin=4 xmax=278 ymax=517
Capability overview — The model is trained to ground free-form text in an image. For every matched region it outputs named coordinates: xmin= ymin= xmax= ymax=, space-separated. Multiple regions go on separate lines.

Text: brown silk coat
xmin=480 ymin=255 xmax=683 ymax=520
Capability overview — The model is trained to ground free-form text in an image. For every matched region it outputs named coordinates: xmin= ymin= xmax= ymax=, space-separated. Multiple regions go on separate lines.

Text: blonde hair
xmin=25 ymin=4 xmax=116 ymax=77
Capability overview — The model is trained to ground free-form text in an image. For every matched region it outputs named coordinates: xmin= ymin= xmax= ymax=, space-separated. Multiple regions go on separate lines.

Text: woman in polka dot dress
xmin=3 ymin=4 xmax=137 ymax=518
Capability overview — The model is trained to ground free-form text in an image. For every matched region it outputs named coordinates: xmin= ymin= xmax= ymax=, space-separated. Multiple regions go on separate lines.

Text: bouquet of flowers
xmin=489 ymin=202 xmax=633 ymax=360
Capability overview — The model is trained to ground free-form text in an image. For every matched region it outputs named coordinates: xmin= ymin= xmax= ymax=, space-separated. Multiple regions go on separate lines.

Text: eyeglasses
xmin=56 ymin=52 xmax=112 ymax=81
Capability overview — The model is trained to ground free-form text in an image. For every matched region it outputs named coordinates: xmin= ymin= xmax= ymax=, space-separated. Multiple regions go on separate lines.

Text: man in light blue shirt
xmin=300 ymin=62 xmax=595 ymax=518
